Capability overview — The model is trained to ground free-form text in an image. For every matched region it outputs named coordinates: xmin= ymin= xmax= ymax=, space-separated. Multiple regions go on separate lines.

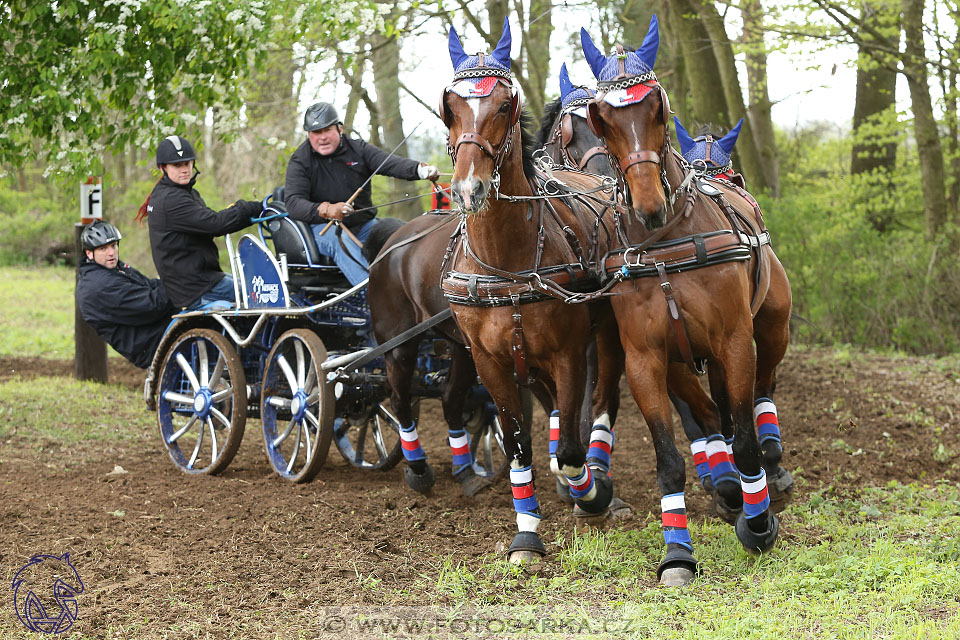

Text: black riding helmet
xmin=303 ymin=102 xmax=340 ymax=132
xmin=81 ymin=220 xmax=122 ymax=251
xmin=155 ymin=135 xmax=197 ymax=166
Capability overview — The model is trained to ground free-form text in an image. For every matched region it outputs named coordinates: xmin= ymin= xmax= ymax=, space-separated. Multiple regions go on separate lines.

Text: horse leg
xmin=623 ymin=351 xmax=698 ymax=586
xmin=441 ymin=344 xmax=492 ymax=496
xmin=385 ymin=343 xmax=435 ymax=494
xmin=718 ymin=332 xmax=779 ymax=553
xmin=472 ymin=351 xmax=545 ymax=563
xmin=555 ymin=348 xmax=614 ymax=516
xmin=753 ymin=258 xmax=794 ymax=510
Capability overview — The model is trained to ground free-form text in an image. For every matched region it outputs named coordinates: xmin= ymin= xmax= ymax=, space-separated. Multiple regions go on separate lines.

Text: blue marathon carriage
xmin=143 ymin=189 xmax=508 ymax=482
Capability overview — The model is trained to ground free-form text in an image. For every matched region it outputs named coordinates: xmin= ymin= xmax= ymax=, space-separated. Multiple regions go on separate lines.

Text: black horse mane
xmin=535 ymin=97 xmax=563 ymax=150
xmin=518 ymin=109 xmax=537 ymax=181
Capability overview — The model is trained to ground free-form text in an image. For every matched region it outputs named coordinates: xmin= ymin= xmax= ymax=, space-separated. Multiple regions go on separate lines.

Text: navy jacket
xmin=76 ymin=259 xmax=175 ymax=368
xmin=284 ymin=136 xmax=420 ymax=230
xmin=147 ymin=173 xmax=260 ymax=308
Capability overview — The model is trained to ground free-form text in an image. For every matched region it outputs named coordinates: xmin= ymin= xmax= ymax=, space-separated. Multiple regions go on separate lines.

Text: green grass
xmin=0 ymin=266 xmax=76 ymax=358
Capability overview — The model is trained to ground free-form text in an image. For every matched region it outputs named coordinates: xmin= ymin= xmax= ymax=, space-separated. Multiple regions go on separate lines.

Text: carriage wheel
xmin=261 ymin=329 xmax=335 ymax=483
xmin=157 ymin=329 xmax=247 ymax=475
xmin=333 ymin=400 xmax=416 ymax=471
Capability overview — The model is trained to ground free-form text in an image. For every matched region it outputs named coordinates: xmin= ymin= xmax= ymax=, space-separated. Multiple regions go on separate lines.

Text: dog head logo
xmin=11 ymin=553 xmax=84 ymax=634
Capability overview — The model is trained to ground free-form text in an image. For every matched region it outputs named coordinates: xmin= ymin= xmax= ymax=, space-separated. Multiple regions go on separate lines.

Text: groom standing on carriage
xmin=283 ymin=101 xmax=440 ymax=286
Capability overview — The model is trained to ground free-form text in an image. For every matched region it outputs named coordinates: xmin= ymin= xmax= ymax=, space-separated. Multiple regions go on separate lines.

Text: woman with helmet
xmin=137 ymin=135 xmax=262 ymax=310
xmin=76 ymin=220 xmax=175 ymax=368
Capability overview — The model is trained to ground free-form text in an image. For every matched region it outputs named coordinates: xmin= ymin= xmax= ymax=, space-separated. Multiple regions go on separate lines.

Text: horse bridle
xmin=440 ymin=61 xmax=523 ymax=189
xmin=547 ymin=97 xmax=608 ymax=172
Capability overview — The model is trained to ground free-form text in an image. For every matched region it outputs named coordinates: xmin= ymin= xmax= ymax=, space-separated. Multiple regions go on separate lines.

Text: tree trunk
xmin=903 ymin=0 xmax=947 ymax=237
xmin=656 ymin=0 xmax=690 ymax=127
xmin=673 ymin=0 xmax=730 ymax=129
xmin=341 ymin=52 xmax=366 ymax=135
xmin=515 ymin=0 xmax=553 ymax=121
xmin=740 ymin=0 xmax=780 ymax=197
xmin=695 ymin=0 xmax=768 ymax=192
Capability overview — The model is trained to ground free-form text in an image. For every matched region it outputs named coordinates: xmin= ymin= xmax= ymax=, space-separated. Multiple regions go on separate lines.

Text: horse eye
xmin=498 ymin=102 xmax=510 ymax=114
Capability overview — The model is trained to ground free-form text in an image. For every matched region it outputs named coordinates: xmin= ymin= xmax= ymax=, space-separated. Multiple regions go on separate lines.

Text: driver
xmin=283 ymin=101 xmax=439 ymax=286
xmin=138 ymin=135 xmax=262 ymax=310
xmin=75 ymin=220 xmax=175 ymax=368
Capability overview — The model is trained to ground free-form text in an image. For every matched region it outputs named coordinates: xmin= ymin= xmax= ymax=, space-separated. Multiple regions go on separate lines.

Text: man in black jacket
xmin=76 ymin=221 xmax=175 ymax=369
xmin=284 ymin=102 xmax=439 ymax=285
xmin=141 ymin=135 xmax=262 ymax=309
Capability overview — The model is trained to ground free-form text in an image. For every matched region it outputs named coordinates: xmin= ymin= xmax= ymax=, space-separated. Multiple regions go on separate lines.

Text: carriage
xmin=142 ymin=190 xmax=507 ymax=482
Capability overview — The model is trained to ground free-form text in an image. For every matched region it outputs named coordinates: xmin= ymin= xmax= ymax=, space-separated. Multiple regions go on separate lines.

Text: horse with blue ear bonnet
xmin=580 ymin=14 xmax=792 ymax=585
xmin=439 ymin=17 xmax=627 ymax=563
xmin=674 ymin=117 xmax=744 ymax=182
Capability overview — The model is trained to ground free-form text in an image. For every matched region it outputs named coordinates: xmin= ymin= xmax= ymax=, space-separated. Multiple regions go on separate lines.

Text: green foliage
xmin=0 ymin=266 xmax=76 ymax=358
xmin=762 ymin=120 xmax=960 ymax=355
xmin=0 ymin=0 xmax=385 ymax=177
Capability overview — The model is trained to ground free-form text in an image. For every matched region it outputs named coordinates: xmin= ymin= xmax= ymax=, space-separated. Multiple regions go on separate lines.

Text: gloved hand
xmin=418 ymin=163 xmax=440 ymax=181
xmin=317 ymin=201 xmax=354 ymax=221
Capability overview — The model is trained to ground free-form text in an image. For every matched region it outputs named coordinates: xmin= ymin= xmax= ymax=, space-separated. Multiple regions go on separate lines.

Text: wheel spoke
xmin=210 ymin=408 xmax=231 ymax=430
xmin=206 ymin=417 xmax=219 ymax=464
xmin=294 ymin=340 xmax=306 ymax=388
xmin=197 ymin=339 xmax=209 ymax=387
xmin=276 ymin=353 xmax=299 ymax=393
xmin=302 ymin=418 xmax=313 ymax=464
xmin=210 ymin=387 xmax=235 ymax=403
xmin=272 ymin=417 xmax=297 ymax=448
xmin=176 ymin=353 xmax=201 ymax=392
xmin=267 ymin=396 xmax=291 ymax=409
xmin=208 ymin=352 xmax=226 ymax=389
xmin=304 ymin=410 xmax=319 ymax=429
xmin=285 ymin=422 xmax=302 ymax=474
xmin=168 ymin=414 xmax=198 ymax=444
xmin=303 ymin=365 xmax=317 ymax=396
xmin=188 ymin=416 xmax=206 ymax=469
xmin=354 ymin=419 xmax=369 ymax=465
xmin=371 ymin=415 xmax=389 ymax=461
xmin=163 ymin=391 xmax=195 ymax=406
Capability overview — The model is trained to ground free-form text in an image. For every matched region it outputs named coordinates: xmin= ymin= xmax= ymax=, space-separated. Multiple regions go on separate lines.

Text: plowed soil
xmin=2 ymin=348 xmax=959 ymax=636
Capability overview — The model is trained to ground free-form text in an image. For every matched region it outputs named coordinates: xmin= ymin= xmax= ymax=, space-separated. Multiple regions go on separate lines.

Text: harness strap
xmin=656 ymin=261 xmax=705 ymax=376
xmin=368 ymin=215 xmax=457 ymax=269
xmin=578 ymin=147 xmax=608 ymax=171
xmin=510 ymin=294 xmax=532 ymax=385
xmin=620 ymin=150 xmax=661 ymax=174
xmin=454 ymin=132 xmax=496 ymax=159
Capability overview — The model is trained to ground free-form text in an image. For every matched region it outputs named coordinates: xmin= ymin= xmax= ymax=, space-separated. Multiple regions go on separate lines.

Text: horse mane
xmin=536 ymin=98 xmax=563 ymax=149
xmin=361 ymin=217 xmax=405 ymax=263
xmin=693 ymin=123 xmax=728 ymax=138
xmin=518 ymin=109 xmax=537 ymax=181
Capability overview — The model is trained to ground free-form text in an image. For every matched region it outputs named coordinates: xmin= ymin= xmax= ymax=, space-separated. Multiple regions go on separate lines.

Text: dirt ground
xmin=1 ymin=348 xmax=959 ymax=636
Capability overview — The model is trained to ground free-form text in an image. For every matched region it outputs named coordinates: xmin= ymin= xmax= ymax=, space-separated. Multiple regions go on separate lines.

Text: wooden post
xmin=74 ymin=222 xmax=108 ymax=382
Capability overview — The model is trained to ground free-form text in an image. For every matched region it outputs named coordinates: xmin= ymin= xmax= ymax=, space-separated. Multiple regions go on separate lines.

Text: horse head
xmin=441 ymin=18 xmax=523 ymax=214
xmin=675 ymin=116 xmax=743 ymax=174
xmin=540 ymin=63 xmax=609 ymax=174
xmin=581 ymin=16 xmax=672 ymax=228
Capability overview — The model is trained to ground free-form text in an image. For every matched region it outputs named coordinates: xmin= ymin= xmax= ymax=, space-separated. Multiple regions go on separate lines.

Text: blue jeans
xmin=310 ymin=219 xmax=378 ymax=287
xmin=186 ymin=274 xmax=236 ymax=311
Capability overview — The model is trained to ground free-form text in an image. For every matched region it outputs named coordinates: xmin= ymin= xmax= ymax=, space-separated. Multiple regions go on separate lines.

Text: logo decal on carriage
xmin=250 ymin=275 xmax=280 ymax=304
xmin=11 ymin=553 xmax=85 ymax=634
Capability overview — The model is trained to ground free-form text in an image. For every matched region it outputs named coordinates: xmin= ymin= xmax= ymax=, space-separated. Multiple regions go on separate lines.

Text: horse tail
xmin=362 ymin=217 xmax=405 ymax=263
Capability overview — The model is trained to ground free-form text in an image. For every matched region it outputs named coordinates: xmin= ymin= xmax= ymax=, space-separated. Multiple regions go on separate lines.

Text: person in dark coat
xmin=75 ymin=221 xmax=175 ymax=369
xmin=138 ymin=135 xmax=262 ymax=309
xmin=284 ymin=102 xmax=439 ymax=285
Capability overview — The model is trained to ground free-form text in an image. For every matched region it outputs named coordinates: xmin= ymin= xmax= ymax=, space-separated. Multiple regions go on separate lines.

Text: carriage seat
xmin=261 ymin=187 xmax=351 ymax=296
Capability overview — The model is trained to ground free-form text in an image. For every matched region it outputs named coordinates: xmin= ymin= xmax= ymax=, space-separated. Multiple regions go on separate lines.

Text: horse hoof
xmin=404 ymin=463 xmax=435 ymax=495
xmin=767 ymin=467 xmax=795 ymax=513
xmin=507 ymin=531 xmax=546 ymax=564
xmin=457 ymin=466 xmax=493 ymax=497
xmin=712 ymin=495 xmax=741 ymax=525
xmin=555 ymin=477 xmax=575 ymax=505
xmin=573 ymin=470 xmax=613 ymax=515
xmin=735 ymin=511 xmax=779 ymax=554
xmin=657 ymin=548 xmax=699 ymax=586
xmin=659 ymin=567 xmax=695 ymax=587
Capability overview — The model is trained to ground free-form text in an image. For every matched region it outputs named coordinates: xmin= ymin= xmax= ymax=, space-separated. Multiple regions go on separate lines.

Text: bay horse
xmin=438 ymin=19 xmax=623 ymax=561
xmin=537 ymin=62 xmax=795 ymax=515
xmin=575 ymin=16 xmax=786 ymax=585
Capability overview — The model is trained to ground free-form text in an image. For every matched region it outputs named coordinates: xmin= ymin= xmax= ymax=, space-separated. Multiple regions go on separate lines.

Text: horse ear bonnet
xmin=717 ymin=118 xmax=743 ymax=155
xmin=674 ymin=117 xmax=696 ymax=156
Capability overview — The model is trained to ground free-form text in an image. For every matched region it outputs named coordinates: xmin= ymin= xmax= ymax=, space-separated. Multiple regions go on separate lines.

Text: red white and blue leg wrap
xmin=706 ymin=433 xmax=740 ymax=488
xmin=740 ymin=469 xmax=770 ymax=519
xmin=399 ymin=422 xmax=427 ymax=463
xmin=690 ymin=438 xmax=711 ymax=486
xmin=725 ymin=436 xmax=739 ymax=474
xmin=510 ymin=464 xmax=542 ymax=532
xmin=586 ymin=413 xmax=614 ymax=473
xmin=562 ymin=463 xmax=597 ymax=502
xmin=447 ymin=428 xmax=472 ymax=475
xmin=754 ymin=398 xmax=782 ymax=451
xmin=548 ymin=411 xmax=568 ymax=485
xmin=661 ymin=492 xmax=693 ymax=552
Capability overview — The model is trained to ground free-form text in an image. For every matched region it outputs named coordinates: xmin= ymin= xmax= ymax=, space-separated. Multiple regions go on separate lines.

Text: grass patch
xmin=0 ymin=266 xmax=76 ymax=358
xmin=0 ymin=375 xmax=153 ymax=444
